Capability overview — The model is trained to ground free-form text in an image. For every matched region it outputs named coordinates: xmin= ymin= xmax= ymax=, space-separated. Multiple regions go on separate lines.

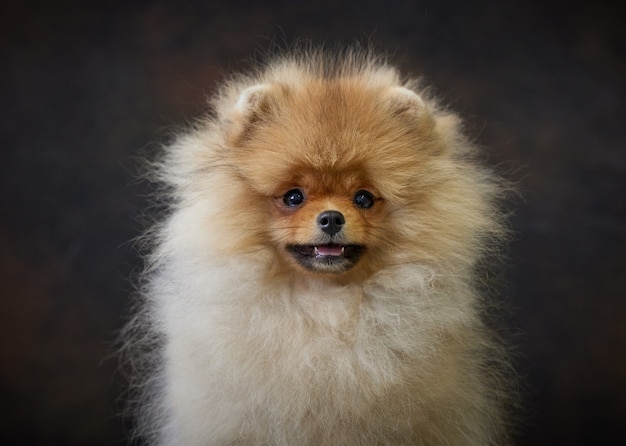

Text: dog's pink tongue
xmin=316 ymin=245 xmax=343 ymax=256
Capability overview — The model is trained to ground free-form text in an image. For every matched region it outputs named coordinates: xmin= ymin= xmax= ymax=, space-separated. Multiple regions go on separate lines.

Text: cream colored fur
xmin=125 ymin=49 xmax=513 ymax=445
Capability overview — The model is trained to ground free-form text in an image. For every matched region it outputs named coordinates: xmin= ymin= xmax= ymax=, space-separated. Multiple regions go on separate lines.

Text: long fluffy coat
xmin=124 ymin=49 xmax=514 ymax=445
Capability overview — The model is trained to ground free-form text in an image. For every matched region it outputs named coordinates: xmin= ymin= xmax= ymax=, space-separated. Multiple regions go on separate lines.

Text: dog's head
xmin=222 ymin=75 xmax=445 ymax=278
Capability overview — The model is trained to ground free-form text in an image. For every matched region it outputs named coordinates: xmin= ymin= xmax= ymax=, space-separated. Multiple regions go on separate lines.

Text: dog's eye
xmin=283 ymin=189 xmax=305 ymax=207
xmin=354 ymin=190 xmax=374 ymax=209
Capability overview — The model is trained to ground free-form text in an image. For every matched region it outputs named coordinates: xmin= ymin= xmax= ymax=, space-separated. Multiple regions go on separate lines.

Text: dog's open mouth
xmin=287 ymin=243 xmax=365 ymax=273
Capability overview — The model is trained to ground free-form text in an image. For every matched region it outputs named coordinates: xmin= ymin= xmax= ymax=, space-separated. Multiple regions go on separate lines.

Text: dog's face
xmin=226 ymin=79 xmax=443 ymax=277
xmin=271 ymin=171 xmax=383 ymax=275
xmin=280 ymin=187 xmax=371 ymax=273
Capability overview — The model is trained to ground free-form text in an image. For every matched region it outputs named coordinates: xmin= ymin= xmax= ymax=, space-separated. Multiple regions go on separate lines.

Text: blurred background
xmin=1 ymin=0 xmax=624 ymax=444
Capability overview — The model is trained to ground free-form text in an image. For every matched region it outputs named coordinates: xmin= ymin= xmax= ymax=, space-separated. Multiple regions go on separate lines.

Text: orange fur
xmin=125 ymin=48 xmax=514 ymax=445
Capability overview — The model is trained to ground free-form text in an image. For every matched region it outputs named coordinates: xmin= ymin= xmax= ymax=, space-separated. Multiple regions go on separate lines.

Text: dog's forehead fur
xmin=229 ymin=76 xmax=440 ymax=200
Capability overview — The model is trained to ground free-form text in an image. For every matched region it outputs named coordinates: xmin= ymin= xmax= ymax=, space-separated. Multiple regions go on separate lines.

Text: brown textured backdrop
xmin=1 ymin=0 xmax=624 ymax=444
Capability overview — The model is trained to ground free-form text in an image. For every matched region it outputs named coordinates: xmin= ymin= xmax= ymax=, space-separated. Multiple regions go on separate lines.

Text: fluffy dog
xmin=125 ymin=48 xmax=514 ymax=445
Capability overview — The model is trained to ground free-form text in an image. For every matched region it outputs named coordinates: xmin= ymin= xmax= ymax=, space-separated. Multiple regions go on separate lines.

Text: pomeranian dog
xmin=125 ymin=48 xmax=514 ymax=445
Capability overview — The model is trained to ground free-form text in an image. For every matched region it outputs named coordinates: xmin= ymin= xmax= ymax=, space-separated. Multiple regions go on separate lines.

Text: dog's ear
xmin=387 ymin=87 xmax=428 ymax=118
xmin=228 ymin=83 xmax=284 ymax=146
xmin=387 ymin=86 xmax=463 ymax=156
xmin=387 ymin=86 xmax=437 ymax=133
xmin=235 ymin=84 xmax=273 ymax=116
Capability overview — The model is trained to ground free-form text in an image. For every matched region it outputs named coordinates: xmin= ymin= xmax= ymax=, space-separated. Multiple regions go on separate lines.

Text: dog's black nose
xmin=317 ymin=210 xmax=345 ymax=236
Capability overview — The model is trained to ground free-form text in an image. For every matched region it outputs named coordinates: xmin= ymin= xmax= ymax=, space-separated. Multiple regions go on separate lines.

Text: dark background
xmin=1 ymin=0 xmax=624 ymax=444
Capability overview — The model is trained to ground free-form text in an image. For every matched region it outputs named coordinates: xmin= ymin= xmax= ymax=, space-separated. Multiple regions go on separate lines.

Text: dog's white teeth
xmin=341 ymin=247 xmax=345 ymax=254
xmin=314 ymin=247 xmax=319 ymax=255
xmin=315 ymin=245 xmax=344 ymax=256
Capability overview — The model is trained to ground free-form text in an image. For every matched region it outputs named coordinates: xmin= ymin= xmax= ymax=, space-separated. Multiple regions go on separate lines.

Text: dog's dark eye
xmin=283 ymin=189 xmax=305 ymax=207
xmin=354 ymin=190 xmax=374 ymax=209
